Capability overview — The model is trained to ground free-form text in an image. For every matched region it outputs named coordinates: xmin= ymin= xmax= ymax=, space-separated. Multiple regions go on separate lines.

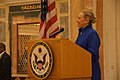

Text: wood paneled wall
xmin=103 ymin=0 xmax=120 ymax=80
xmin=117 ymin=0 xmax=120 ymax=79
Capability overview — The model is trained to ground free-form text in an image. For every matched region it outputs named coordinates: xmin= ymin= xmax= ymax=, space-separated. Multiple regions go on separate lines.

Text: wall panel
xmin=103 ymin=0 xmax=117 ymax=80
xmin=116 ymin=0 xmax=120 ymax=79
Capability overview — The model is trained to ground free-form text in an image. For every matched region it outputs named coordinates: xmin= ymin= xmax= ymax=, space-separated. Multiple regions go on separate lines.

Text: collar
xmin=82 ymin=23 xmax=92 ymax=31
xmin=78 ymin=24 xmax=92 ymax=35
xmin=0 ymin=51 xmax=5 ymax=58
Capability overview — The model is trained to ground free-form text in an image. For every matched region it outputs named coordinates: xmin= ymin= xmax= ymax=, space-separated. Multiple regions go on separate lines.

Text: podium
xmin=27 ymin=38 xmax=92 ymax=80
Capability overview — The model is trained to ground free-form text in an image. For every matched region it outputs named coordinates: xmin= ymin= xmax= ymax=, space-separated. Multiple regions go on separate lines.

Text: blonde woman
xmin=75 ymin=8 xmax=101 ymax=80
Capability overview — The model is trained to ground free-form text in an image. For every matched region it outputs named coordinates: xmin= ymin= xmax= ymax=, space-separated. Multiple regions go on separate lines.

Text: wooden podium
xmin=27 ymin=38 xmax=92 ymax=80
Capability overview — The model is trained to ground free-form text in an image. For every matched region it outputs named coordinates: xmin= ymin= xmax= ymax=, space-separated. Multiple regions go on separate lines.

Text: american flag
xmin=39 ymin=0 xmax=59 ymax=39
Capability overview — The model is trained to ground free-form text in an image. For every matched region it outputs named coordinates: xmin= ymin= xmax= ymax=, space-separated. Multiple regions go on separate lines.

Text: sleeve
xmin=0 ymin=55 xmax=11 ymax=77
xmin=87 ymin=31 xmax=100 ymax=61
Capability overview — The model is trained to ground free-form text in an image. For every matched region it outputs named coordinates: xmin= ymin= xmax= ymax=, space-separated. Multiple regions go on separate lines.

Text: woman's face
xmin=77 ymin=12 xmax=88 ymax=28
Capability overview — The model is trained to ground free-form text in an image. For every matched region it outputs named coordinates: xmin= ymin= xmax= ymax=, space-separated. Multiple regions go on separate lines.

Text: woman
xmin=75 ymin=8 xmax=101 ymax=80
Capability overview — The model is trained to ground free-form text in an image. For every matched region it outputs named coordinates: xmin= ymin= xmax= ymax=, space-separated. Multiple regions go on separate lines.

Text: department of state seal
xmin=29 ymin=41 xmax=53 ymax=79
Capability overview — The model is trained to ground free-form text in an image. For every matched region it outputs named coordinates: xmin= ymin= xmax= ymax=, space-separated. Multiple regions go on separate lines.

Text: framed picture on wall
xmin=0 ymin=8 xmax=6 ymax=18
xmin=60 ymin=2 xmax=68 ymax=13
xmin=0 ymin=21 xmax=6 ymax=42
xmin=60 ymin=16 xmax=69 ymax=38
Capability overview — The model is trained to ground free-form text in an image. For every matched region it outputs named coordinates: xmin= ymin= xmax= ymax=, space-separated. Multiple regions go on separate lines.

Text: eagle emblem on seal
xmin=33 ymin=47 xmax=47 ymax=71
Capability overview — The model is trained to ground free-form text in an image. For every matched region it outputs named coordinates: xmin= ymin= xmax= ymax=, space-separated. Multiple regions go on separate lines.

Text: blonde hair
xmin=81 ymin=8 xmax=97 ymax=24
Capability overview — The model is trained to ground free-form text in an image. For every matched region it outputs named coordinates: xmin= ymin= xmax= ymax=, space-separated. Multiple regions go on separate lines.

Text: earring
xmin=85 ymin=22 xmax=87 ymax=23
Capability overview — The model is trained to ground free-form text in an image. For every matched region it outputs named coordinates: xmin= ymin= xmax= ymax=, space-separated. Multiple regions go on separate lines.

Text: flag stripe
xmin=48 ymin=0 xmax=54 ymax=5
xmin=48 ymin=2 xmax=55 ymax=12
xmin=45 ymin=15 xmax=57 ymax=37
xmin=39 ymin=23 xmax=45 ymax=38
xmin=49 ymin=26 xmax=59 ymax=35
xmin=40 ymin=20 xmax=44 ymax=31
xmin=46 ymin=8 xmax=56 ymax=22
xmin=47 ymin=21 xmax=58 ymax=36
xmin=47 ymin=15 xmax=57 ymax=27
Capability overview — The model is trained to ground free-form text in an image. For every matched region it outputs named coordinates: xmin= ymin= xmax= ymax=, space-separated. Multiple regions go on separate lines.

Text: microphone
xmin=49 ymin=28 xmax=64 ymax=38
